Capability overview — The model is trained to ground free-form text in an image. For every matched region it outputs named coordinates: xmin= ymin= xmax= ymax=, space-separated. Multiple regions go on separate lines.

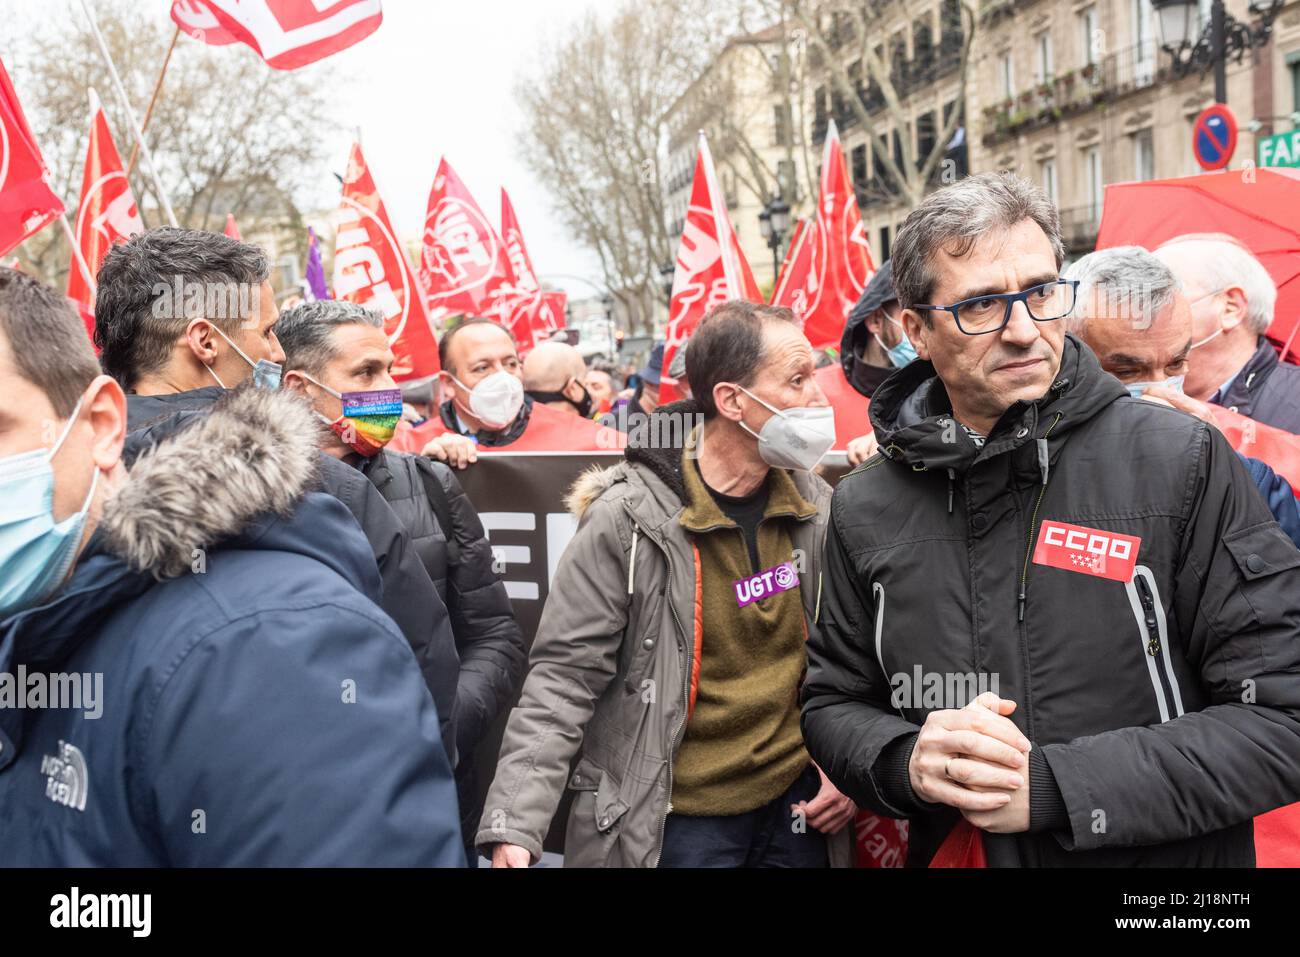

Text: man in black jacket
xmin=93 ymin=228 xmax=461 ymax=762
xmin=274 ymin=300 xmax=527 ymax=864
xmin=804 ymin=172 xmax=1300 ymax=866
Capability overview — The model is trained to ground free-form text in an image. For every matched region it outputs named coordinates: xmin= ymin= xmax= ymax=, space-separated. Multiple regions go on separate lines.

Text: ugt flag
xmin=661 ymin=132 xmax=762 ymax=389
xmin=499 ymin=188 xmax=565 ymax=354
xmin=171 ymin=0 xmax=383 ymax=70
xmin=68 ymin=89 xmax=143 ymax=312
xmin=771 ymin=120 xmax=874 ymax=349
xmin=419 ymin=158 xmax=513 ymax=320
xmin=0 ymin=56 xmax=64 ymax=258
xmin=333 ymin=141 xmax=440 ymax=381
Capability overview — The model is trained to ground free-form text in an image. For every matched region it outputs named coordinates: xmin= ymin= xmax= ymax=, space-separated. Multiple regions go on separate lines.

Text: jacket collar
xmin=678 ymin=428 xmax=819 ymax=533
xmin=867 ymin=334 xmax=1126 ymax=474
xmin=1216 ymin=336 xmax=1279 ymax=415
xmin=437 ymin=394 xmax=534 ymax=447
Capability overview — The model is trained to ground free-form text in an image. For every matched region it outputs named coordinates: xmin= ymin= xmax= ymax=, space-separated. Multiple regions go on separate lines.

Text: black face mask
xmin=528 ymin=380 xmax=592 ymax=418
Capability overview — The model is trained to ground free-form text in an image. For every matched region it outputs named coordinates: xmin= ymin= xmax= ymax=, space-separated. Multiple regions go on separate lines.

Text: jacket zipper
xmin=1017 ymin=413 xmax=1064 ymax=621
xmin=1126 ymin=565 xmax=1184 ymax=723
xmin=621 ymin=503 xmax=691 ymax=868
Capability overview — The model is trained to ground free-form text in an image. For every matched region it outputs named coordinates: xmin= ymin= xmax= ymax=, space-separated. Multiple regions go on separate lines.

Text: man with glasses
xmin=802 ymin=172 xmax=1300 ymax=867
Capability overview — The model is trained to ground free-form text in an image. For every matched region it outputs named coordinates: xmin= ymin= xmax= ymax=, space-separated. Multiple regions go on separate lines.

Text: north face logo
xmin=40 ymin=740 xmax=88 ymax=812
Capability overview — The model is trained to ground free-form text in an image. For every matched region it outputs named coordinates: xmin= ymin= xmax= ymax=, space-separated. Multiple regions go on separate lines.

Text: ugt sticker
xmin=735 ymin=562 xmax=799 ymax=607
xmin=1032 ymin=520 xmax=1141 ymax=583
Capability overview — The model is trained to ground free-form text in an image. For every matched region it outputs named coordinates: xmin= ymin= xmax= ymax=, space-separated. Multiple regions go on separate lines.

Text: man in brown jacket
xmin=477 ymin=301 xmax=855 ymax=867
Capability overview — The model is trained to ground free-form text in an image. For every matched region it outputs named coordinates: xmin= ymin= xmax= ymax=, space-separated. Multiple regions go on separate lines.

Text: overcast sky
xmin=322 ymin=0 xmax=604 ymax=298
xmin=2 ymin=0 xmax=606 ymax=299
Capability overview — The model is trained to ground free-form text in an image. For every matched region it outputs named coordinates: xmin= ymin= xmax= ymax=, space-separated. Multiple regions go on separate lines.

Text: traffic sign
xmin=1259 ymin=129 xmax=1300 ymax=169
xmin=1193 ymin=104 xmax=1237 ymax=171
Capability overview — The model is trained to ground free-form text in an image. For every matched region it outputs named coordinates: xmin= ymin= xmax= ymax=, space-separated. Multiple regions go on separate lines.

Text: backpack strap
xmin=412 ymin=457 xmax=461 ymax=566
xmin=364 ymin=452 xmax=461 ymax=566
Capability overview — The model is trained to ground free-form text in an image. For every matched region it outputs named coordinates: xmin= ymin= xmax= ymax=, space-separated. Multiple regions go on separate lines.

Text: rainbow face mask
xmin=301 ymin=373 xmax=402 ymax=457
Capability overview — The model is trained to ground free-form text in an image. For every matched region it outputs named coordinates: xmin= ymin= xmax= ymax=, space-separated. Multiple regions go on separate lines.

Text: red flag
xmin=224 ymin=213 xmax=242 ymax=240
xmin=67 ymin=90 xmax=143 ymax=312
xmin=772 ymin=121 xmax=875 ymax=348
xmin=498 ymin=188 xmax=566 ymax=354
xmin=661 ymin=133 xmax=762 ymax=385
xmin=333 ymin=142 xmax=440 ymax=381
xmin=0 ymin=56 xmax=64 ymax=258
xmin=419 ymin=158 xmax=514 ymax=323
xmin=171 ymin=0 xmax=382 ymax=70
xmin=771 ymin=216 xmax=812 ymax=310
xmin=813 ymin=363 xmax=872 ymax=451
xmin=1205 ymin=404 xmax=1300 ymax=498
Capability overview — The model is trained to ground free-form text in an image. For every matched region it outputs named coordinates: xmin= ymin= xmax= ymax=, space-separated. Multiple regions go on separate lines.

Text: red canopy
xmin=1095 ymin=168 xmax=1300 ymax=362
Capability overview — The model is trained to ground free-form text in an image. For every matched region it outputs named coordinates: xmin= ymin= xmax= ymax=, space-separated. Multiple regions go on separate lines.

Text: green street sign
xmin=1258 ymin=129 xmax=1300 ymax=168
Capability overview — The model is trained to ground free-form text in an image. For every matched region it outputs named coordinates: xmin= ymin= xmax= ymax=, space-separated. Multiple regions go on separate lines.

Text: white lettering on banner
xmin=481 ymin=511 xmax=576 ymax=603
xmin=546 ymin=513 xmax=579 ymax=587
xmin=1065 ymin=529 xmax=1087 ymax=550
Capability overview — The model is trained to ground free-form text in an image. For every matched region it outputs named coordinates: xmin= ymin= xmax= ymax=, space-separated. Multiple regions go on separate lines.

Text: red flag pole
xmin=126 ymin=24 xmax=180 ymax=178
xmin=58 ymin=213 xmax=97 ymax=298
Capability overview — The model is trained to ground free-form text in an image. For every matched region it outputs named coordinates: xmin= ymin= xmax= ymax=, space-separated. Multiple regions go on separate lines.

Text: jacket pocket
xmin=564 ymin=759 xmax=630 ymax=866
xmin=1123 ymin=564 xmax=1185 ymax=722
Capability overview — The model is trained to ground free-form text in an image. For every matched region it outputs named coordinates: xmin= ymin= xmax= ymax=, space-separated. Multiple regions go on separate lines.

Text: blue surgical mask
xmin=873 ymin=314 xmax=918 ymax=368
xmin=1126 ymin=374 xmax=1186 ymax=398
xmin=207 ymin=324 xmax=282 ymax=390
xmin=0 ymin=395 xmax=100 ymax=618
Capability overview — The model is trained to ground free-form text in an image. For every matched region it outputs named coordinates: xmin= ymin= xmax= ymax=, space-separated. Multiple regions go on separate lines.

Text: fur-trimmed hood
xmin=106 ymin=385 xmax=322 ymax=579
xmin=0 ymin=385 xmax=384 ymax=682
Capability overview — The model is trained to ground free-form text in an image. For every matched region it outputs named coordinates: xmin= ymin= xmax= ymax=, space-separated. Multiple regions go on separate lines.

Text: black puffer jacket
xmin=359 ymin=451 xmax=526 ymax=759
xmin=125 ymin=389 xmax=462 ymax=764
xmin=804 ymin=335 xmax=1300 ymax=867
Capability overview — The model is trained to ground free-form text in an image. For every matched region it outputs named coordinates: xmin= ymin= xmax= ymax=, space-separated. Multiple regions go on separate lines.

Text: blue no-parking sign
xmin=1193 ymin=104 xmax=1237 ymax=171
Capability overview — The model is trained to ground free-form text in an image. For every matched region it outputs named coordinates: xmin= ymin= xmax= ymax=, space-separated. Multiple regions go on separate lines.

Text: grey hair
xmin=94 ymin=228 xmax=270 ymax=390
xmin=1063 ymin=246 xmax=1181 ymax=335
xmin=275 ymin=300 xmax=384 ymax=376
xmin=1154 ymin=235 xmax=1277 ymax=335
xmin=891 ymin=172 xmax=1065 ymax=314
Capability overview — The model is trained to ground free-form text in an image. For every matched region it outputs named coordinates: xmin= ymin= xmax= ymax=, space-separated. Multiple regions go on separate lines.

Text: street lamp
xmin=659 ymin=260 xmax=675 ymax=310
xmin=758 ymin=196 xmax=791 ymax=283
xmin=601 ymin=293 xmax=616 ymax=358
xmin=1151 ymin=0 xmax=1282 ymax=104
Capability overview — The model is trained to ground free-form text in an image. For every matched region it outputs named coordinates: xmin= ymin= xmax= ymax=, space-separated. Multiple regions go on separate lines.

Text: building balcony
xmin=981 ymin=43 xmax=1170 ymax=147
xmin=1057 ymin=203 xmax=1103 ymax=252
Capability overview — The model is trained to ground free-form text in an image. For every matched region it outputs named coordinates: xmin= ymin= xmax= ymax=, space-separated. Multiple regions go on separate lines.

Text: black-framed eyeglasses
xmin=913 ymin=279 xmax=1079 ymax=336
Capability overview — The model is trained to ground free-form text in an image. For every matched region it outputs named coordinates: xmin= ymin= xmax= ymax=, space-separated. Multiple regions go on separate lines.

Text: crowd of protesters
xmin=2 ymin=172 xmax=1299 ymax=868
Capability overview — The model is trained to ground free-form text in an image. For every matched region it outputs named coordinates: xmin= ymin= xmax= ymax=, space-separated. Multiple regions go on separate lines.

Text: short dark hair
xmin=438 ymin=317 xmax=514 ymax=375
xmin=275 ymin=300 xmax=384 ymax=377
xmin=892 ymin=172 xmax=1064 ymax=315
xmin=685 ymin=300 xmax=798 ymax=418
xmin=93 ymin=227 xmax=270 ymax=390
xmin=0 ymin=268 xmax=100 ymax=416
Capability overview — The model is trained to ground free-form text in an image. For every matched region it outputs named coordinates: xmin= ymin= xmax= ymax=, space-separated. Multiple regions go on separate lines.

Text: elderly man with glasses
xmin=802 ymin=172 xmax=1300 ymax=867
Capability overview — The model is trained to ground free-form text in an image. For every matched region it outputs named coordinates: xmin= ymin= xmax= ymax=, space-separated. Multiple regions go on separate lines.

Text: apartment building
xmin=807 ymin=0 xmax=970 ymax=265
xmin=661 ymin=25 xmax=810 ymax=291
